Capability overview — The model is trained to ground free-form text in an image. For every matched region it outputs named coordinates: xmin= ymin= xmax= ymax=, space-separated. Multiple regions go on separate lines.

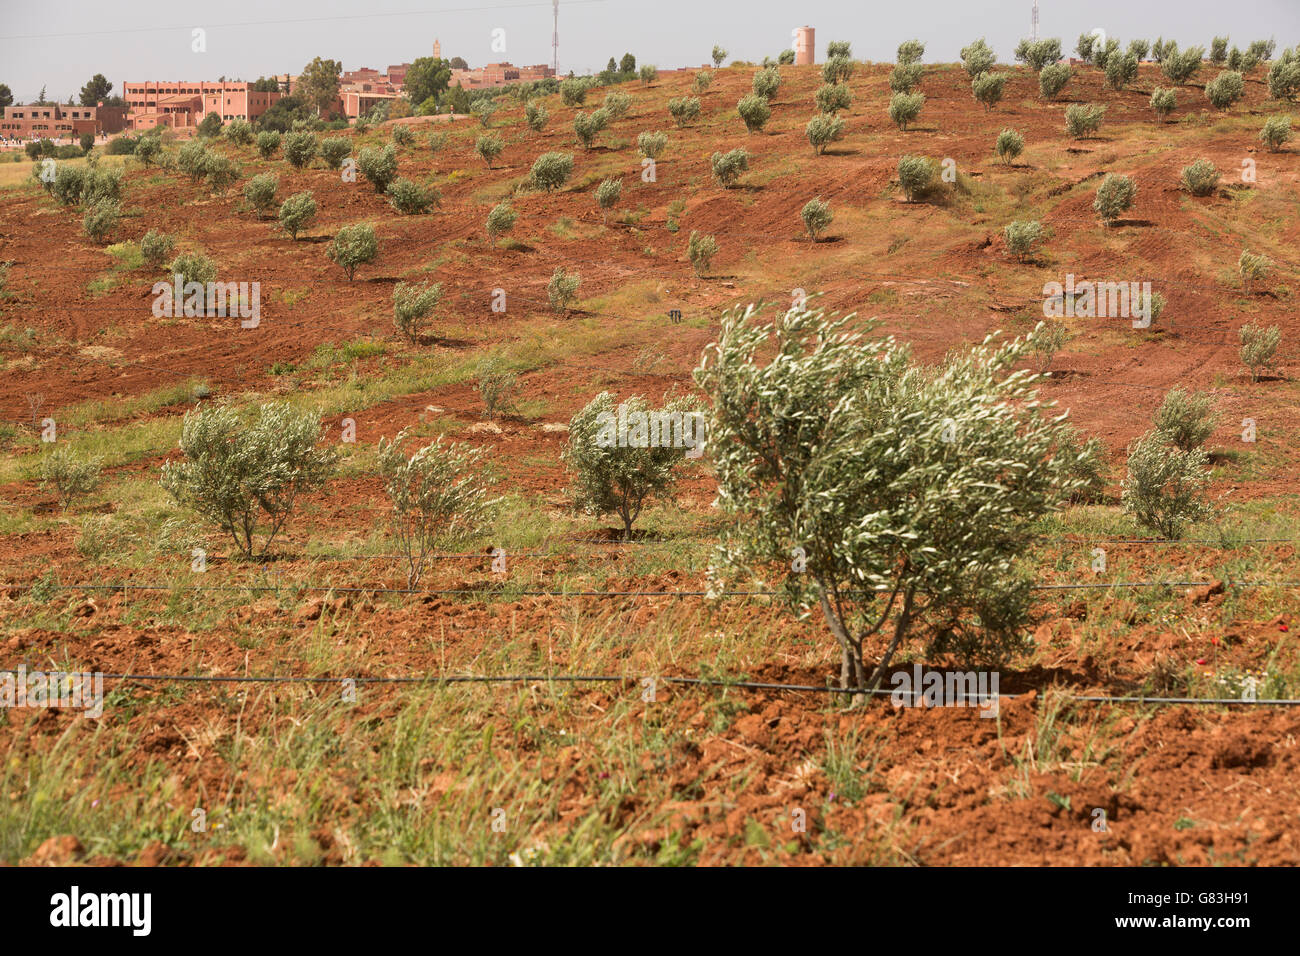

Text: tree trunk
xmin=866 ymin=587 xmax=916 ymax=691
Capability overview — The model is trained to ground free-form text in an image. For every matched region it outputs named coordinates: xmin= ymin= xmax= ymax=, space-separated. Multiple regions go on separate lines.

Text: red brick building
xmin=121 ymin=81 xmax=283 ymax=130
xmin=0 ymin=103 xmax=129 ymax=141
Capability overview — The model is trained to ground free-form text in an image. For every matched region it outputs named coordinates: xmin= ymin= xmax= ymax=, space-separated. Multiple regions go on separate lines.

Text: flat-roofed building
xmin=0 ymin=102 xmax=129 ymax=141
xmin=121 ymin=81 xmax=283 ymax=130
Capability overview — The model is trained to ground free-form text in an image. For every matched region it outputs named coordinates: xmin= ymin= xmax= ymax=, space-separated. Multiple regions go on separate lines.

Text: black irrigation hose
xmin=3 ymin=668 xmax=1298 ymax=706
xmin=6 ymin=578 xmax=1300 ymax=599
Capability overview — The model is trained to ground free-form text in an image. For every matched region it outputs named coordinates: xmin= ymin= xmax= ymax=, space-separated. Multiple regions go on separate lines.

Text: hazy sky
xmin=2 ymin=0 xmax=1297 ymax=103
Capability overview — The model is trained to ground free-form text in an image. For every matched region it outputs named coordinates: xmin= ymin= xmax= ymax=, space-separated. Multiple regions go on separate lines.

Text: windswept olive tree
xmin=563 ymin=391 xmax=701 ymax=538
xmin=378 ymin=430 xmax=499 ymax=587
xmin=695 ymin=303 xmax=1091 ymax=692
xmin=160 ymin=403 xmax=339 ymax=559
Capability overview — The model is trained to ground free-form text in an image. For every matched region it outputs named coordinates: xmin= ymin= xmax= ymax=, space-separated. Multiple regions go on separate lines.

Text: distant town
xmin=0 ymin=37 xmax=564 ymax=148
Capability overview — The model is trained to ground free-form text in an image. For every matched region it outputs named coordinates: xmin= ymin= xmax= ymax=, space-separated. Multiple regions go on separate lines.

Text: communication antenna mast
xmin=1031 ymin=1 xmax=1040 ymax=42
xmin=552 ymin=0 xmax=560 ymax=74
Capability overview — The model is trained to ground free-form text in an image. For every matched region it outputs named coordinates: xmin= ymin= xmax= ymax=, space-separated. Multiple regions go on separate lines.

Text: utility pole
xmin=1031 ymin=1 xmax=1039 ymax=42
xmin=552 ymin=0 xmax=560 ymax=74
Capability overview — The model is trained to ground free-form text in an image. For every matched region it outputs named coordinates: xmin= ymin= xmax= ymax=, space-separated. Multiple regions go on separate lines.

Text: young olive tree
xmin=1150 ymin=87 xmax=1177 ymax=121
xmin=278 ymin=191 xmax=317 ymax=240
xmin=378 ymin=430 xmax=499 ymax=587
xmin=995 ymin=128 xmax=1024 ymax=164
xmin=1153 ymin=387 xmax=1217 ymax=452
xmin=801 ymin=198 xmax=832 ymax=241
xmin=1039 ymin=63 xmax=1072 ymax=99
xmin=356 ymin=144 xmax=398 ymax=192
xmin=1120 ymin=431 xmax=1212 ymax=538
xmin=972 ymin=72 xmax=1008 ymax=110
xmin=486 ymin=201 xmax=517 ymax=241
xmin=594 ymin=176 xmax=622 ymax=223
xmin=687 ymin=230 xmax=717 ymax=276
xmin=1239 ymin=323 xmax=1281 ymax=382
xmin=806 ymin=113 xmax=846 ymax=154
xmin=694 ymin=304 xmax=1091 ymax=691
xmin=1093 ymin=173 xmax=1136 ymax=225
xmin=328 ymin=223 xmax=378 ymax=280
xmin=160 ymin=402 xmax=339 ymax=559
xmin=393 ymin=281 xmax=442 ymax=343
xmin=530 ymin=151 xmax=574 ymax=191
xmin=563 ymin=391 xmax=699 ymax=538
xmin=889 ymin=92 xmax=924 ymax=130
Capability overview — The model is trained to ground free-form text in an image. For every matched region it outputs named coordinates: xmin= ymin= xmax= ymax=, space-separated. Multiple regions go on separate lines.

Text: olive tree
xmin=1239 ymin=323 xmax=1281 ymax=382
xmin=737 ymin=94 xmax=771 ymax=132
xmin=1120 ymin=431 xmax=1212 ymax=538
xmin=801 ymin=198 xmax=832 ymax=241
xmin=897 ymin=154 xmax=936 ymax=202
xmin=687 ymin=231 xmax=717 ymax=275
xmin=1039 ymin=63 xmax=1072 ymax=99
xmin=573 ymin=108 xmax=609 ymax=149
xmin=822 ymin=56 xmax=854 ymax=85
xmin=548 ymin=266 xmax=580 ymax=312
xmin=387 ymin=177 xmax=437 ymax=215
xmin=525 ymin=99 xmax=549 ymax=131
xmin=1004 ymin=219 xmax=1043 ymax=262
xmin=972 ymin=72 xmax=1008 ymax=110
xmin=140 ymin=230 xmax=176 ymax=268
xmin=1181 ymin=159 xmax=1218 ymax=196
xmin=897 ymin=39 xmax=925 ymax=65
xmin=1094 ymin=173 xmax=1136 ymax=225
xmin=256 ymin=130 xmax=281 ymax=158
xmin=282 ymin=131 xmax=318 ymax=168
xmin=960 ymin=38 xmax=997 ymax=78
xmin=378 ymin=431 xmax=499 ymax=587
xmin=594 ymin=176 xmax=622 ymax=223
xmin=1238 ymin=250 xmax=1271 ymax=294
xmin=1153 ymin=387 xmax=1217 ymax=452
xmin=1065 ymin=103 xmax=1105 ymax=139
xmin=357 ymin=144 xmax=398 ymax=192
xmin=637 ymin=131 xmax=668 ymax=159
xmin=1205 ymin=70 xmax=1245 ymax=110
xmin=710 ymin=148 xmax=750 ymax=188
xmin=563 ymin=391 xmax=699 ymax=538
xmin=160 ymin=402 xmax=339 ymax=559
xmin=814 ymin=84 xmax=852 ymax=115
xmin=995 ymin=128 xmax=1024 ymax=164
xmin=694 ymin=303 xmax=1091 ymax=691
xmin=319 ymin=137 xmax=351 ymax=169
xmin=806 ymin=113 xmax=846 ymax=154
xmin=327 ymin=223 xmax=378 ymax=280
xmin=278 ymin=190 xmax=317 ymax=240
xmin=486 ymin=201 xmax=517 ymax=241
xmin=529 ymin=151 xmax=574 ymax=191
xmin=666 ymin=97 xmax=701 ymax=128
xmin=889 ymin=92 xmax=924 ymax=130
xmin=1150 ymin=87 xmax=1177 ymax=121
xmin=1259 ymin=115 xmax=1292 ymax=151
xmin=752 ymin=67 xmax=781 ymax=100
xmin=393 ymin=280 xmax=442 ymax=342
xmin=1162 ymin=45 xmax=1205 ymax=85
xmin=475 ymin=133 xmax=504 ymax=168
xmin=1105 ymin=53 xmax=1140 ymax=90
xmin=889 ymin=63 xmax=924 ymax=93
xmin=243 ymin=172 xmax=279 ymax=218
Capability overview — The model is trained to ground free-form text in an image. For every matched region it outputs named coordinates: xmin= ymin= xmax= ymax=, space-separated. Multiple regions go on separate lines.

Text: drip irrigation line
xmin=8 ymin=578 xmax=1300 ymax=599
xmin=3 ymin=667 xmax=1297 ymax=707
